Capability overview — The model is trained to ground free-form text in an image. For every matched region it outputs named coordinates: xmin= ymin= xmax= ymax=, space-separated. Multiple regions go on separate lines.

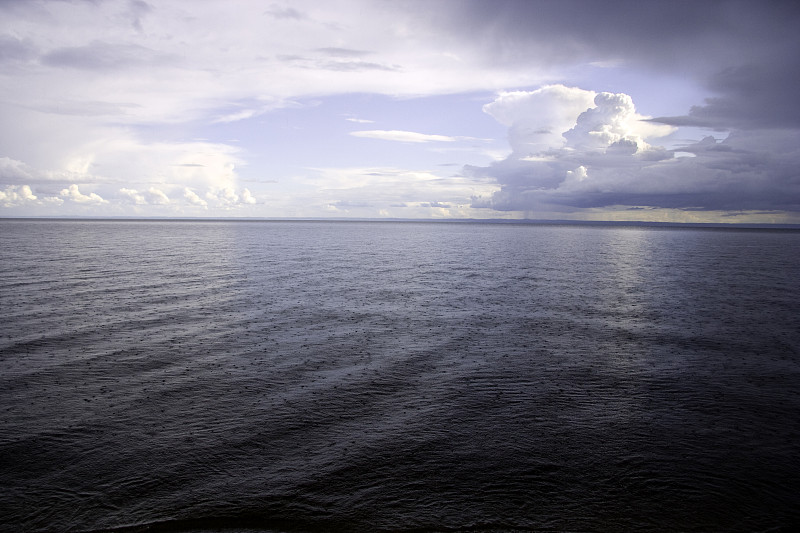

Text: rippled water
xmin=1 ymin=219 xmax=799 ymax=532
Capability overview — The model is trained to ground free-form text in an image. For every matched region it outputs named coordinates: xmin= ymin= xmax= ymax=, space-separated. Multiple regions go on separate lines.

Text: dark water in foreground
xmin=1 ymin=220 xmax=799 ymax=532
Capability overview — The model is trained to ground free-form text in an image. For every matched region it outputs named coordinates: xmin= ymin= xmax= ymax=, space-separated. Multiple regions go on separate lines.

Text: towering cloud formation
xmin=482 ymin=86 xmax=596 ymax=155
xmin=470 ymin=85 xmax=800 ymax=214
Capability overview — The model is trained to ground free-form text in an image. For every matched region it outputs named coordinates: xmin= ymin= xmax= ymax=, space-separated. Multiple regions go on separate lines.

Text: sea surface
xmin=1 ymin=219 xmax=799 ymax=532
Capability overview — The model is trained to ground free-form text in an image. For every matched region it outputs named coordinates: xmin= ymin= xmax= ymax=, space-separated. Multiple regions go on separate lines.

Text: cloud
xmin=0 ymin=157 xmax=36 ymax=183
xmin=1 ymin=0 xmax=556 ymax=132
xmin=128 ymin=0 xmax=152 ymax=33
xmin=317 ymin=47 xmax=371 ymax=58
xmin=211 ymin=97 xmax=302 ymax=123
xmin=0 ymin=34 xmax=37 ymax=65
xmin=88 ymin=137 xmax=243 ymax=190
xmin=120 ymin=186 xmax=170 ymax=205
xmin=0 ymin=122 xmax=249 ymax=213
xmin=183 ymin=186 xmax=253 ymax=208
xmin=1 ymin=0 xmax=799 ymax=219
xmin=205 ymin=186 xmax=247 ymax=207
xmin=350 ymin=130 xmax=459 ymax=143
xmin=0 ymin=184 xmax=37 ymax=207
xmin=183 ymin=188 xmax=208 ymax=208
xmin=292 ymin=166 xmax=499 ymax=218
xmin=563 ymin=92 xmax=674 ymax=152
xmin=41 ymin=41 xmax=177 ymax=71
xmin=4 ymin=1 xmax=799 ymax=125
xmin=435 ymin=1 xmax=800 ymax=133
xmin=320 ymin=60 xmax=400 ymax=72
xmin=653 ymin=62 xmax=800 ymax=130
xmin=60 ymin=184 xmax=107 ymax=204
xmin=120 ymin=187 xmax=145 ymax=204
xmin=241 ymin=188 xmax=257 ymax=204
xmin=330 ymin=200 xmax=373 ymax=209
xmin=265 ymin=4 xmax=307 ymax=20
xmin=469 ymin=85 xmax=800 ymax=214
xmin=119 ymin=184 xmax=255 ymax=210
xmin=28 ymin=100 xmax=141 ymax=118
xmin=483 ymin=86 xmax=597 ymax=154
xmin=277 ymin=54 xmax=401 ymax=73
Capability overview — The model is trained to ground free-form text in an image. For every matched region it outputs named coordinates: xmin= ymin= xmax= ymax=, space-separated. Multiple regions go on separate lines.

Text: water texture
xmin=1 ymin=220 xmax=799 ymax=532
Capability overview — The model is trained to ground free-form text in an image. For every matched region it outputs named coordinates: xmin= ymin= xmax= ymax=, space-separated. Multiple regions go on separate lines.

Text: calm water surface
xmin=1 ymin=220 xmax=799 ymax=532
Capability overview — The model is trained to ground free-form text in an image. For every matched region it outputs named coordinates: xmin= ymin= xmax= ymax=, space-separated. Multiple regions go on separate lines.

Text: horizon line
xmin=2 ymin=216 xmax=799 ymax=230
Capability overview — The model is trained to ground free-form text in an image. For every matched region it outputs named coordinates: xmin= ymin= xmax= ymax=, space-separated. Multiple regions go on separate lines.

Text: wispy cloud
xmin=264 ymin=4 xmax=307 ymax=20
xmin=317 ymin=47 xmax=371 ymax=58
xmin=350 ymin=130 xmax=459 ymax=143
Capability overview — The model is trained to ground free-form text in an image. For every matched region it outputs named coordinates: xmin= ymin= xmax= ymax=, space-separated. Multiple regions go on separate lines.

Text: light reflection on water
xmin=1 ymin=220 xmax=799 ymax=532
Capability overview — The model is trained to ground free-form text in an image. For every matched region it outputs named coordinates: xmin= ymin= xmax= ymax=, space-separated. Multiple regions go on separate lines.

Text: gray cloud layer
xmin=42 ymin=41 xmax=177 ymax=71
xmin=444 ymin=1 xmax=800 ymax=214
xmin=432 ymin=0 xmax=800 ymax=131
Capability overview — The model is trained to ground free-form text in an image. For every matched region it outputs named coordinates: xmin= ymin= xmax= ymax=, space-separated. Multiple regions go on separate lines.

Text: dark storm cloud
xmin=434 ymin=0 xmax=800 ymax=131
xmin=449 ymin=1 xmax=800 ymax=214
xmin=654 ymin=62 xmax=800 ymax=130
xmin=445 ymin=0 xmax=798 ymax=66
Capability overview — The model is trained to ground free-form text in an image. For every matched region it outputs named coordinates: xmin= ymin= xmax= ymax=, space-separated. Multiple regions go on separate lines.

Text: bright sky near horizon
xmin=1 ymin=0 xmax=799 ymax=222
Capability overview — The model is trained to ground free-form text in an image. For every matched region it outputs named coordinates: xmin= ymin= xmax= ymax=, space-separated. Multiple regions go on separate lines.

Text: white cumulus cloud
xmin=563 ymin=92 xmax=672 ymax=153
xmin=183 ymin=187 xmax=208 ymax=208
xmin=202 ymin=186 xmax=260 ymax=208
xmin=241 ymin=188 xmax=257 ymax=204
xmin=60 ymin=184 xmax=107 ymax=204
xmin=147 ymin=187 xmax=170 ymax=205
xmin=120 ymin=187 xmax=146 ymax=204
xmin=0 ymin=185 xmax=37 ymax=207
xmin=483 ymin=85 xmax=597 ymax=154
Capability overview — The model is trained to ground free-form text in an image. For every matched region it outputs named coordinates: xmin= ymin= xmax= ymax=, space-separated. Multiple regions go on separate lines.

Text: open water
xmin=1 ymin=219 xmax=799 ymax=532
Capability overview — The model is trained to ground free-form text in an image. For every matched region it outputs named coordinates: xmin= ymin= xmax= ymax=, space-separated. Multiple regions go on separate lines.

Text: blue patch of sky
xmin=564 ymin=64 xmax=705 ymax=118
xmin=187 ymin=92 xmax=509 ymax=182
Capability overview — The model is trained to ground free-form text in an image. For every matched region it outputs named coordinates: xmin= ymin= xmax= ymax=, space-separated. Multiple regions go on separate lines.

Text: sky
xmin=1 ymin=0 xmax=799 ymax=223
